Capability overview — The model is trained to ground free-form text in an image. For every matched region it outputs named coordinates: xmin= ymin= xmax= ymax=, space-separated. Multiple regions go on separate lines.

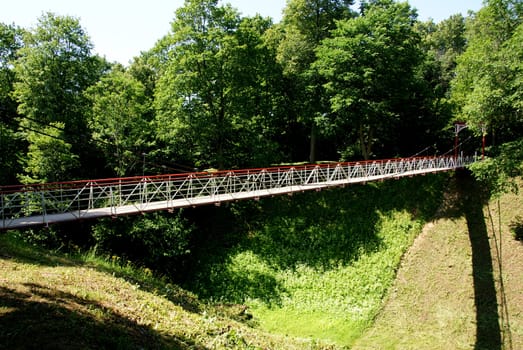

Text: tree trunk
xmin=309 ymin=123 xmax=317 ymax=163
xmin=359 ymin=124 xmax=372 ymax=160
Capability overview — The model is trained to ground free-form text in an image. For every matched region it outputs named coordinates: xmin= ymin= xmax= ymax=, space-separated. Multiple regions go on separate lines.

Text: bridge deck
xmin=1 ymin=156 xmax=474 ymax=230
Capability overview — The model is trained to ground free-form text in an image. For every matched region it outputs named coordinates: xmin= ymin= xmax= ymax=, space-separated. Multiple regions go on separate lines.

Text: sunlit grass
xmin=189 ymin=175 xmax=444 ymax=346
xmin=237 ymin=210 xmax=422 ymax=345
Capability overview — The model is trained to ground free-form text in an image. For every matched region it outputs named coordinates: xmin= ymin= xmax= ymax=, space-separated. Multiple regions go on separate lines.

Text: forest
xmin=1 ymin=0 xmax=522 ymax=269
xmin=0 ymin=0 xmax=519 ymax=183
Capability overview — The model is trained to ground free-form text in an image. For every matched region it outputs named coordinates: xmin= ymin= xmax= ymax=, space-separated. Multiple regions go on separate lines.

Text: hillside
xmin=181 ymin=174 xmax=449 ymax=346
xmin=1 ymin=172 xmax=522 ymax=349
xmin=0 ymin=235 xmax=335 ymax=349
xmin=353 ymin=173 xmax=523 ymax=349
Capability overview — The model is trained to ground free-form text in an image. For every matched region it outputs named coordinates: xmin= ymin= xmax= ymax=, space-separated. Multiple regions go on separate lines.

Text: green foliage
xmin=418 ymin=15 xmax=467 ymax=93
xmin=91 ymin=211 xmax=193 ymax=274
xmin=12 ymin=12 xmax=100 ymax=127
xmin=278 ymin=0 xmax=355 ymax=162
xmin=17 ymin=122 xmax=79 ymax=183
xmin=315 ymin=0 xmax=424 ymax=159
xmin=0 ymin=123 xmax=22 ymax=184
xmin=469 ymin=139 xmax=523 ymax=197
xmin=509 ymin=217 xmax=523 ymax=241
xmin=154 ymin=0 xmax=286 ymax=169
xmin=0 ymin=23 xmax=25 ymax=183
xmin=451 ymin=0 xmax=523 ymax=138
xmin=451 ymin=0 xmax=523 ymax=202
xmin=12 ymin=13 xmax=106 ymax=178
xmin=1 ymin=231 xmax=338 ymax=349
xmin=85 ymin=66 xmax=151 ymax=176
xmin=187 ymin=175 xmax=446 ymax=345
xmin=0 ymin=23 xmax=23 ymax=112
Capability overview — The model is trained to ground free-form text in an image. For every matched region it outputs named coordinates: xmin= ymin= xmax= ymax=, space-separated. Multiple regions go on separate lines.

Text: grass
xmin=352 ymin=172 xmax=523 ymax=349
xmin=187 ymin=175 xmax=446 ymax=346
xmin=0 ymin=233 xmax=338 ymax=349
xmin=3 ymin=171 xmax=521 ymax=348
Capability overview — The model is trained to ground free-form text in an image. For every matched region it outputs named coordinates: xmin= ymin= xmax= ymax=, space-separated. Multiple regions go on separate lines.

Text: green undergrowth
xmin=1 ymin=173 xmax=450 ymax=348
xmin=186 ymin=174 xmax=448 ymax=346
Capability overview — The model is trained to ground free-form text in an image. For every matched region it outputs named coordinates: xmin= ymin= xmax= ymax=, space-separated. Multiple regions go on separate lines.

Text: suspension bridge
xmin=0 ymin=155 xmax=475 ymax=230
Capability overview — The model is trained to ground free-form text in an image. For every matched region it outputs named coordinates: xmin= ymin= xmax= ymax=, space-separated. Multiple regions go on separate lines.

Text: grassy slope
xmin=353 ymin=173 xmax=523 ymax=349
xmin=2 ymin=173 xmax=521 ymax=349
xmin=186 ymin=175 xmax=447 ymax=346
xmin=0 ymin=235 xmax=335 ymax=349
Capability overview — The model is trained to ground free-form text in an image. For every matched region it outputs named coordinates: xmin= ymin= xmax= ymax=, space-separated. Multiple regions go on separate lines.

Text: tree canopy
xmin=154 ymin=0 xmax=286 ymax=169
xmin=451 ymin=0 xmax=523 ymax=194
xmin=12 ymin=13 xmax=106 ymax=181
xmin=315 ymin=0 xmax=423 ymax=159
xmin=0 ymin=0 xmax=516 ymax=184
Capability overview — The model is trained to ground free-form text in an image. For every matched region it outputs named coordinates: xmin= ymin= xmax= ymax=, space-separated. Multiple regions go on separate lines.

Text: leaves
xmin=18 ymin=122 xmax=79 ymax=184
xmin=11 ymin=13 xmax=106 ymax=181
xmin=452 ymin=1 xmax=523 ymax=136
xmin=315 ymin=1 xmax=423 ymax=159
xmin=277 ymin=0 xmax=355 ymax=162
xmin=85 ymin=67 xmax=151 ymax=176
xmin=154 ymin=0 xmax=286 ymax=169
xmin=13 ymin=13 xmax=99 ymax=130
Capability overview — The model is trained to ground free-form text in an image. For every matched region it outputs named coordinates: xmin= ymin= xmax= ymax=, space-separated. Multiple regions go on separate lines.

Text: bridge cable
xmin=409 ymin=144 xmax=437 ymax=158
xmin=441 ymin=135 xmax=474 ymax=157
xmin=10 ymin=115 xmax=195 ymax=174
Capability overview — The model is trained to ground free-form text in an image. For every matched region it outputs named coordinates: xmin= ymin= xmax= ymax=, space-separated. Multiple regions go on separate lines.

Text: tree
xmin=91 ymin=211 xmax=193 ymax=275
xmin=12 ymin=13 xmax=106 ymax=179
xmin=220 ymin=15 xmax=288 ymax=166
xmin=278 ymin=0 xmax=355 ymax=162
xmin=18 ymin=122 xmax=79 ymax=184
xmin=418 ymin=14 xmax=467 ymax=95
xmin=0 ymin=23 xmax=23 ymax=121
xmin=315 ymin=0 xmax=423 ymax=159
xmin=404 ymin=15 xmax=468 ymax=157
xmin=0 ymin=23 xmax=24 ymax=183
xmin=451 ymin=0 xmax=523 ymax=194
xmin=155 ymin=0 xmax=285 ymax=169
xmin=85 ymin=66 xmax=151 ymax=177
xmin=452 ymin=0 xmax=523 ymax=140
xmin=154 ymin=0 xmax=240 ymax=169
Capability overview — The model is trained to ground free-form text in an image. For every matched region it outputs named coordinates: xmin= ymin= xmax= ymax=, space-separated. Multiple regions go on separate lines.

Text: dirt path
xmin=353 ymin=175 xmax=523 ymax=349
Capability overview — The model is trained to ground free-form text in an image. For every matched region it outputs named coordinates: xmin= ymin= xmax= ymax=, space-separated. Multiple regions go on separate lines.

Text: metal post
xmin=454 ymin=133 xmax=458 ymax=159
xmin=454 ymin=123 xmax=468 ymax=159
xmin=1 ymin=192 xmax=4 ymax=230
xmin=41 ymin=192 xmax=47 ymax=227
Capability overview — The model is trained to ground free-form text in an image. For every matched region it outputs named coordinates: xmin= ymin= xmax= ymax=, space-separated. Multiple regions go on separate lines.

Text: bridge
xmin=0 ymin=155 xmax=475 ymax=230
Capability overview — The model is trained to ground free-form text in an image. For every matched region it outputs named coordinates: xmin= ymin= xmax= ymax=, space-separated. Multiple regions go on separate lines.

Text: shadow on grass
xmin=509 ymin=217 xmax=523 ymax=242
xmin=93 ymin=263 xmax=203 ymax=314
xmin=255 ymin=175 xmax=444 ymax=270
xmin=0 ymin=284 xmax=200 ymax=350
xmin=456 ymin=170 xmax=502 ymax=350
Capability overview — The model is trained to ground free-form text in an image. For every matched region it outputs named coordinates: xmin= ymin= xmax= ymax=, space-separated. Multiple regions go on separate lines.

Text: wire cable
xmin=409 ymin=144 xmax=436 ymax=158
xmin=8 ymin=114 xmax=195 ymax=174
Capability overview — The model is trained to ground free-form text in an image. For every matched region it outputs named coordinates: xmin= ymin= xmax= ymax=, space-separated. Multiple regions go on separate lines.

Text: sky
xmin=1 ymin=0 xmax=484 ymax=65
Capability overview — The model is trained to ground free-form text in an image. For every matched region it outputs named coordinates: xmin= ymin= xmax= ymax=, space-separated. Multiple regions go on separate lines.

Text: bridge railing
xmin=1 ymin=156 xmax=474 ymax=229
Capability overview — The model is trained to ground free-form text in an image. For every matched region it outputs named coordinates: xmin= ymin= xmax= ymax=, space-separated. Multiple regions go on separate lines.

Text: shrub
xmin=91 ymin=211 xmax=193 ymax=274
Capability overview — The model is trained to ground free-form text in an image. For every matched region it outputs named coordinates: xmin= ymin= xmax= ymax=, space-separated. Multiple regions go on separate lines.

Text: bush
xmin=13 ymin=221 xmax=93 ymax=252
xmin=91 ymin=211 xmax=193 ymax=274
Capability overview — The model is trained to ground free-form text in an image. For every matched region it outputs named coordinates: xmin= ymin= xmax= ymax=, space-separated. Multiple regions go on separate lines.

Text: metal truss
xmin=0 ymin=156 xmax=475 ymax=230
